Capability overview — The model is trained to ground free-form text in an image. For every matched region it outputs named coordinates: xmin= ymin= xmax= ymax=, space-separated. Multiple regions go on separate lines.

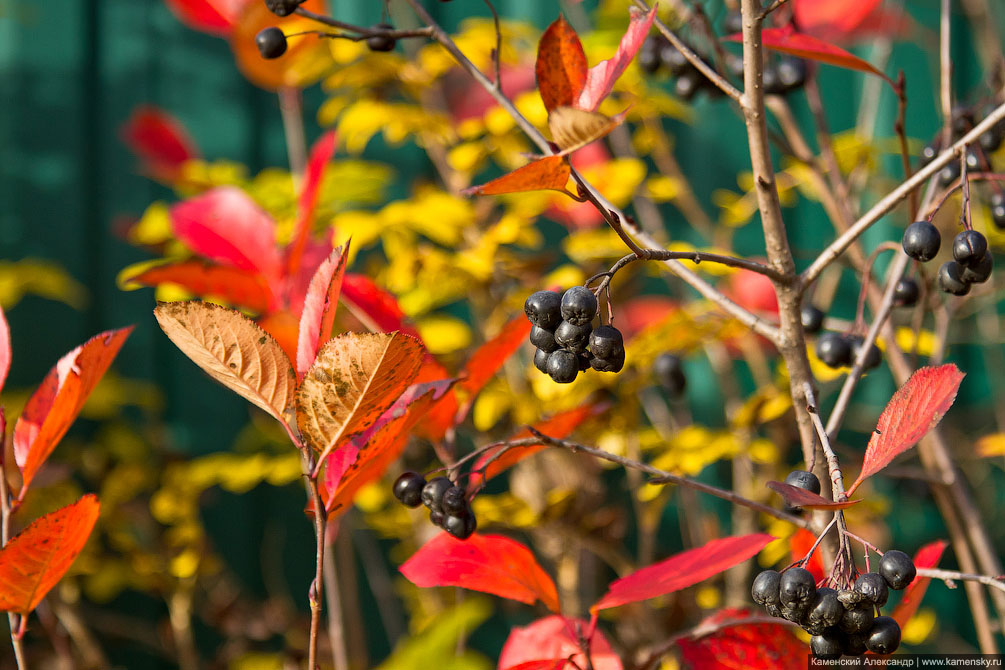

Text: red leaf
xmin=471 ymin=403 xmax=605 ymax=486
xmin=455 ymin=317 xmax=532 ymax=420
xmin=725 ymin=26 xmax=888 ymax=80
xmin=465 ymin=156 xmax=572 ymax=197
xmin=322 ymin=443 xmax=359 ymax=496
xmin=401 ymin=533 xmax=560 ymax=613
xmin=296 ymin=244 xmax=350 ymax=380
xmin=790 ymin=529 xmax=825 ymax=582
xmin=13 ymin=328 xmax=132 ymax=496
xmin=323 ymin=379 xmax=454 ymax=515
xmin=792 ymin=0 xmax=882 ymax=40
xmin=0 ymin=495 xmax=100 ymax=614
xmin=592 ymin=533 xmax=774 ymax=613
xmin=891 ymin=540 xmax=948 ymax=629
xmin=576 ymin=5 xmax=657 ymax=111
xmin=847 ymin=364 xmax=965 ymax=495
xmin=120 ymin=106 xmax=199 ymax=181
xmin=677 ymin=608 xmax=809 ymax=670
xmin=766 ymin=481 xmax=861 ymax=510
xmin=170 ymin=186 xmax=282 ymax=288
xmin=724 ymin=269 xmax=778 ymax=315
xmin=535 ymin=16 xmax=588 ymax=113
xmin=287 ymin=130 xmax=339 ymax=277
xmin=119 ymin=259 xmax=274 ymax=313
xmin=163 ymin=0 xmax=242 ymax=35
xmin=339 ymin=274 xmax=422 ymax=341
xmin=411 ymin=355 xmax=460 ymax=442
xmin=0 ymin=304 xmax=9 ymax=396
xmin=498 ymin=616 xmax=622 ymax=670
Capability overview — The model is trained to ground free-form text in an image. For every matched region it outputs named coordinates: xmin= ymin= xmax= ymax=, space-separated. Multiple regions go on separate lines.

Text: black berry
xmin=525 ymin=290 xmax=562 ymax=329
xmin=806 ymin=588 xmax=843 ymax=630
xmin=937 ymin=160 xmax=961 ymax=188
xmin=991 ymin=192 xmax=1005 ymax=230
xmin=938 ymin=261 xmax=971 ymax=296
xmin=421 ymin=476 xmax=453 ymax=512
xmin=659 ymin=42 xmax=690 ymax=76
xmin=674 ymin=72 xmax=701 ymax=101
xmin=980 ymin=121 xmax=1004 ymax=153
xmin=577 ymin=352 xmax=592 ymax=371
xmin=366 ymin=24 xmax=396 ymax=52
xmin=952 ymin=229 xmax=989 ymax=267
xmin=866 ymin=616 xmax=902 ymax=655
xmin=654 ymin=353 xmax=686 ymax=396
xmin=879 ymin=550 xmax=916 ymax=590
xmin=779 ymin=567 xmax=816 ymax=607
xmin=444 ymin=512 xmax=477 ymax=540
xmin=393 ymin=471 xmax=426 ymax=508
xmin=785 ymin=469 xmax=821 ymax=495
xmin=533 ymin=348 xmax=550 ymax=373
xmin=960 ymin=252 xmax=993 ymax=284
xmin=902 ymin=220 xmax=941 ymax=261
xmin=810 ymin=631 xmax=844 ymax=660
xmin=560 ymin=286 xmax=598 ymax=326
xmin=441 ymin=486 xmax=467 ymax=516
xmin=854 ymin=572 xmax=889 ymax=606
xmin=638 ymin=35 xmax=663 ymax=74
xmin=590 ymin=350 xmax=625 ymax=373
xmin=547 ymin=350 xmax=579 ymax=383
xmin=751 ymin=569 xmax=782 ymax=607
xmin=530 ymin=325 xmax=559 ymax=353
xmin=429 ymin=509 xmax=445 ymax=527
xmin=555 ymin=320 xmax=592 ymax=353
xmin=893 ymin=277 xmax=920 ymax=307
xmin=777 ymin=56 xmax=807 ymax=92
xmin=589 ymin=325 xmax=624 ymax=360
xmin=801 ymin=304 xmax=825 ymax=334
xmin=264 ymin=0 xmax=301 ymax=16
xmin=839 ymin=604 xmax=875 ymax=634
xmin=816 ymin=332 xmax=852 ymax=368
xmin=256 ymin=27 xmax=288 ymax=59
xmin=919 ymin=140 xmax=939 ymax=167
xmin=843 ymin=631 xmax=868 ymax=656
xmin=780 ymin=602 xmax=811 ymax=625
xmin=849 ymin=336 xmax=882 ymax=370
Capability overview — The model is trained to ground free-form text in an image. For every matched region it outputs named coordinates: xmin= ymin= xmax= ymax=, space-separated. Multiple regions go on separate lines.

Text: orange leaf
xmin=0 ymin=495 xmax=100 ymax=614
xmin=13 ymin=328 xmax=132 ymax=496
xmin=847 ymin=364 xmax=964 ymax=495
xmin=766 ymin=481 xmax=861 ymax=510
xmin=411 ymin=355 xmax=460 ymax=442
xmin=455 ymin=317 xmax=532 ymax=420
xmin=592 ymin=533 xmax=774 ymax=612
xmin=465 ymin=156 xmax=571 ymax=197
xmin=119 ymin=259 xmax=274 ymax=313
xmin=535 ymin=16 xmax=588 ymax=113
xmin=677 ymin=608 xmax=809 ymax=670
xmin=323 ymin=379 xmax=455 ymax=515
xmin=891 ymin=541 xmax=948 ymax=629
xmin=400 ymin=532 xmax=560 ymax=613
xmin=295 ymin=244 xmax=350 ymax=380
xmin=725 ymin=26 xmax=888 ymax=81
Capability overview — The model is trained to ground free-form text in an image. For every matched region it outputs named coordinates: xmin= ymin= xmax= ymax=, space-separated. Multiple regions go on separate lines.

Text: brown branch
xmin=917 ymin=567 xmax=1005 ymax=595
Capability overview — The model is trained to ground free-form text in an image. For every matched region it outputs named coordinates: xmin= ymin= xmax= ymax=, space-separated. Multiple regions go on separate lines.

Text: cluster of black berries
xmin=654 ymin=353 xmax=687 ymax=397
xmin=525 ymin=288 xmax=625 ymax=383
xmin=903 ymin=220 xmax=993 ymax=296
xmin=920 ymin=107 xmax=1004 ymax=190
xmin=393 ymin=472 xmax=477 ymax=540
xmin=256 ymin=22 xmax=400 ymax=60
xmin=752 ymin=550 xmax=916 ymax=658
xmin=801 ymin=305 xmax=884 ymax=371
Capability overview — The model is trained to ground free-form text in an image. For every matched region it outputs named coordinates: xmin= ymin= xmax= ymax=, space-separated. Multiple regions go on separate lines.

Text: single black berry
xmin=779 ymin=567 xmax=816 ymax=607
xmin=839 ymin=604 xmax=875 ymax=634
xmin=806 ymin=588 xmax=843 ymax=630
xmin=590 ymin=350 xmax=625 ymax=373
xmin=366 ymin=24 xmax=396 ymax=52
xmin=854 ymin=572 xmax=889 ymax=606
xmin=952 ymin=229 xmax=989 ymax=267
xmin=991 ymin=192 xmax=1005 ymax=230
xmin=421 ymin=476 xmax=453 ymax=512
xmin=780 ymin=602 xmax=811 ymax=625
xmin=577 ymin=352 xmax=592 ymax=371
xmin=893 ymin=277 xmax=920 ymax=307
xmin=533 ymin=348 xmax=550 ymax=373
xmin=429 ymin=509 xmax=445 ymax=527
xmin=785 ymin=469 xmax=821 ymax=495
xmin=674 ymin=72 xmax=701 ymax=101
xmin=843 ymin=631 xmax=868 ymax=656
xmin=441 ymin=486 xmax=467 ymax=516
xmin=547 ymin=349 xmax=579 ymax=383
xmin=960 ymin=252 xmax=993 ymax=284
xmin=530 ymin=325 xmax=559 ymax=353
xmin=659 ymin=42 xmax=690 ymax=76
xmin=866 ymin=616 xmax=902 ymax=655
xmin=638 ymin=35 xmax=663 ymax=74
xmin=810 ymin=631 xmax=844 ymax=660
xmin=264 ymin=0 xmax=301 ymax=16
xmin=393 ymin=471 xmax=426 ymax=508
xmin=555 ymin=320 xmax=592 ymax=353
xmin=938 ymin=160 xmax=961 ymax=188
xmin=879 ymin=550 xmax=916 ymax=590
xmin=444 ymin=512 xmax=477 ymax=540
xmin=980 ymin=121 xmax=1004 ymax=153
xmin=902 ymin=220 xmax=941 ymax=261
xmin=589 ymin=325 xmax=624 ymax=360
xmin=919 ymin=140 xmax=939 ymax=167
xmin=801 ymin=304 xmax=825 ymax=334
xmin=525 ymin=290 xmax=562 ymax=329
xmin=654 ymin=353 xmax=686 ymax=396
xmin=751 ymin=569 xmax=782 ymax=607
xmin=938 ymin=261 xmax=971 ymax=296
xmin=849 ymin=336 xmax=882 ymax=371
xmin=256 ymin=27 xmax=288 ymax=59
xmin=560 ymin=286 xmax=598 ymax=326
xmin=816 ymin=332 xmax=852 ymax=368
xmin=777 ymin=56 xmax=807 ymax=92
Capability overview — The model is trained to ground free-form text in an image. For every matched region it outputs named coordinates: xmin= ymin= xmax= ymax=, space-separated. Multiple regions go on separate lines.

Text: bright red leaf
xmin=0 ymin=304 xmax=9 ymax=395
xmin=411 ymin=355 xmax=461 ymax=442
xmin=296 ymin=244 xmax=349 ymax=380
xmin=724 ymin=268 xmax=778 ymax=315
xmin=767 ymin=481 xmax=861 ymax=510
xmin=536 ymin=16 xmax=588 ymax=113
xmin=401 ymin=532 xmax=560 ymax=613
xmin=13 ymin=327 xmax=132 ymax=497
xmin=725 ymin=26 xmax=887 ymax=80
xmin=288 ymin=131 xmax=339 ymax=277
xmin=465 ymin=156 xmax=572 ymax=197
xmin=592 ymin=533 xmax=774 ymax=613
xmin=576 ymin=5 xmax=657 ymax=111
xmin=119 ymin=259 xmax=274 ymax=313
xmin=0 ymin=494 xmax=100 ymax=614
xmin=163 ymin=0 xmax=243 ymax=35
xmin=498 ymin=616 xmax=622 ymax=670
xmin=847 ymin=364 xmax=965 ymax=495
xmin=790 ymin=528 xmax=825 ymax=582
xmin=339 ymin=274 xmax=422 ymax=340
xmin=120 ymin=106 xmax=199 ymax=181
xmin=793 ymin=0 xmax=882 ymax=39
xmin=677 ymin=608 xmax=810 ymax=670
xmin=891 ymin=540 xmax=948 ymax=629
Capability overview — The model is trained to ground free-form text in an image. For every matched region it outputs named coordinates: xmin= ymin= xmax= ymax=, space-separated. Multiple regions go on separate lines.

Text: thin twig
xmin=917 ymin=567 xmax=1005 ymax=595
xmin=480 ymin=0 xmax=503 ymax=90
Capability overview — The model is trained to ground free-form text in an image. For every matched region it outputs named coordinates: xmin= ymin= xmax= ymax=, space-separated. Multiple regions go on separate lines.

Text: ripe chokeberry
xmin=264 ymin=0 xmax=301 ymax=16
xmin=801 ymin=304 xmax=825 ymax=334
xmin=849 ymin=336 xmax=882 ymax=370
xmin=256 ymin=27 xmax=288 ymax=59
xmin=530 ymin=325 xmax=559 ymax=352
xmin=937 ymin=161 xmax=961 ymax=188
xmin=560 ymin=286 xmax=598 ymax=326
xmin=675 ymin=72 xmax=701 ymax=101
xmin=525 ymin=290 xmax=562 ymax=329
xmin=638 ymin=35 xmax=663 ymax=74
xmin=590 ymin=350 xmax=625 ymax=373
xmin=366 ymin=24 xmax=396 ymax=52
xmin=960 ymin=252 xmax=993 ymax=284
xmin=421 ymin=476 xmax=453 ymax=512
xmin=810 ymin=631 xmax=844 ymax=660
xmin=441 ymin=486 xmax=467 ymax=516
xmin=839 ymin=604 xmax=875 ymax=634
xmin=784 ymin=469 xmax=821 ymax=495
xmin=806 ymin=588 xmax=843 ymax=631
xmin=991 ymin=192 xmax=1005 ymax=230
xmin=751 ymin=569 xmax=781 ymax=607
xmin=444 ymin=512 xmax=477 ymax=540
xmin=393 ymin=471 xmax=426 ymax=508
xmin=554 ymin=320 xmax=592 ymax=353
xmin=533 ymin=349 xmax=550 ymax=373
xmin=779 ymin=567 xmax=816 ymax=607
xmin=654 ymin=353 xmax=686 ymax=396
xmin=938 ymin=261 xmax=971 ymax=296
xmin=843 ymin=631 xmax=868 ymax=656
xmin=816 ymin=332 xmax=852 ymax=368
xmin=866 ymin=616 xmax=902 ymax=655
xmin=953 ymin=229 xmax=989 ymax=267
xmin=879 ymin=550 xmax=916 ymax=590
xmin=547 ymin=350 xmax=579 ymax=383
xmin=919 ymin=140 xmax=939 ymax=167
xmin=659 ymin=42 xmax=690 ymax=76
xmin=429 ymin=510 xmax=445 ymax=527
xmin=902 ymin=220 xmax=941 ymax=261
xmin=893 ymin=277 xmax=920 ymax=307
xmin=854 ymin=572 xmax=889 ymax=606
xmin=777 ymin=56 xmax=807 ymax=92
xmin=589 ymin=325 xmax=624 ymax=360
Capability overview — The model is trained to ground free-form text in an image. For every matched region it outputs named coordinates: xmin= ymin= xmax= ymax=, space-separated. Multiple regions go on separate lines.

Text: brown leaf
xmin=535 ymin=16 xmax=588 ymax=113
xmin=296 ymin=332 xmax=424 ymax=463
xmin=547 ymin=106 xmax=627 ymax=155
xmin=154 ymin=301 xmax=295 ymax=424
xmin=464 ymin=156 xmax=571 ymax=197
xmin=766 ymin=481 xmax=861 ymax=510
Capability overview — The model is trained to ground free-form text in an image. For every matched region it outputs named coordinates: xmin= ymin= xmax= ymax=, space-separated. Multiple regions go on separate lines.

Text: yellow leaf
xmin=645 ymin=175 xmax=681 ymax=202
xmin=977 ymin=433 xmax=1005 ymax=457
xmin=473 ymin=382 xmax=512 ymax=431
xmin=230 ymin=652 xmax=284 ymax=670
xmin=416 ymin=315 xmax=472 ymax=355
xmin=892 ymin=327 xmax=936 ymax=357
xmin=902 ymin=608 xmax=936 ymax=645
xmin=129 ymin=201 xmax=173 ymax=246
xmin=0 ymin=259 xmax=88 ymax=310
xmin=447 ymin=141 xmax=488 ymax=174
xmin=564 ymin=228 xmax=631 ymax=263
xmin=748 ymin=438 xmax=780 ymax=465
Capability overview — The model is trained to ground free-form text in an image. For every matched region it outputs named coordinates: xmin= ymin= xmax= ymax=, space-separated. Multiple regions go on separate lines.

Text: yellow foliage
xmin=416 ymin=315 xmax=472 ymax=355
xmin=695 ymin=585 xmax=721 ymax=610
xmin=902 ymin=608 xmax=936 ymax=645
xmin=379 ymin=599 xmax=493 ymax=670
xmin=336 ymin=99 xmax=453 ymax=153
xmin=893 ymin=327 xmax=937 ymax=357
xmin=472 ymin=379 xmax=512 ymax=431
xmin=564 ymin=228 xmax=634 ymax=263
xmin=645 ymin=175 xmax=681 ymax=202
xmin=229 ymin=652 xmax=284 ymax=670
xmin=0 ymin=259 xmax=88 ymax=309
xmin=977 ymin=433 xmax=1005 ymax=457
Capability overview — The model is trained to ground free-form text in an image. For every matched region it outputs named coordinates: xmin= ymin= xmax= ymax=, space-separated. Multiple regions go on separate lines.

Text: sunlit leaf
xmin=576 ymin=5 xmax=657 ymax=111
xmin=548 ymin=107 xmax=627 ymax=155
xmin=677 ymin=607 xmax=809 ymax=669
xmin=118 ymin=259 xmax=274 ymax=313
xmin=296 ymin=244 xmax=350 ymax=380
xmin=465 ymin=156 xmax=572 ymax=197
xmin=163 ymin=0 xmax=240 ymax=35
xmin=498 ymin=616 xmax=622 ymax=670
xmin=535 ymin=16 xmax=588 ymax=113
xmin=288 ymin=130 xmax=339 ymax=277
xmin=724 ymin=26 xmax=887 ymax=80
xmin=120 ymin=106 xmax=199 ymax=181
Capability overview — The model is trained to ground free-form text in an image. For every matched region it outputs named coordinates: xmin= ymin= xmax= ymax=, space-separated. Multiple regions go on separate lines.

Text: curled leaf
xmin=548 ymin=106 xmax=628 ymax=155
xmin=767 ymin=481 xmax=861 ymax=510
xmin=296 ymin=244 xmax=350 ymax=380
xmin=499 ymin=616 xmax=622 ymax=670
